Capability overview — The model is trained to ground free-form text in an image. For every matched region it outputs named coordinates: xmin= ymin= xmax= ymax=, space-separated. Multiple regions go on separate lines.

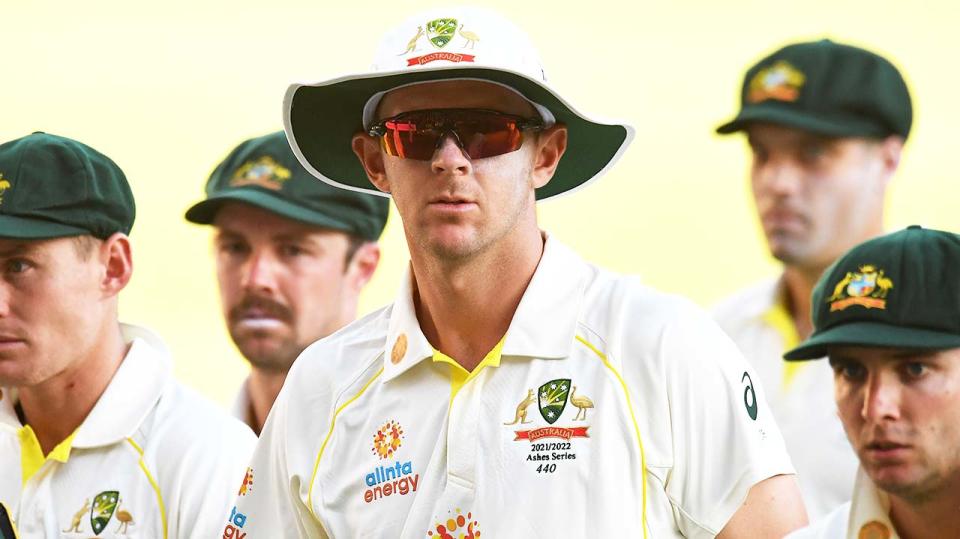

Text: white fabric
xmin=787 ymin=468 xmax=899 ymax=538
xmin=713 ymin=279 xmax=859 ymax=519
xmin=231 ymin=378 xmax=253 ymax=430
xmin=229 ymin=235 xmax=795 ymax=538
xmin=0 ymin=324 xmax=257 ymax=538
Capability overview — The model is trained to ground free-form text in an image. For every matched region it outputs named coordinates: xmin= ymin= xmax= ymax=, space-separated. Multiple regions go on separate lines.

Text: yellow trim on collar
xmin=761 ymin=301 xmax=803 ymax=390
xmin=18 ymin=425 xmax=77 ymax=486
xmin=433 ymin=336 xmax=506 ymax=404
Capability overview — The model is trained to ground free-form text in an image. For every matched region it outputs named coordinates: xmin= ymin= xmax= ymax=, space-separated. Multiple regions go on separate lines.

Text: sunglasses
xmin=368 ymin=108 xmax=546 ymax=161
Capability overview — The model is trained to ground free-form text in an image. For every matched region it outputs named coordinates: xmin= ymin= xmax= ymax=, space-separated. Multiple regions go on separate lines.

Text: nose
xmin=754 ymin=159 xmax=802 ymax=198
xmin=240 ymin=250 xmax=279 ymax=294
xmin=431 ymin=133 xmax=472 ymax=176
xmin=861 ymin=370 xmax=901 ymax=423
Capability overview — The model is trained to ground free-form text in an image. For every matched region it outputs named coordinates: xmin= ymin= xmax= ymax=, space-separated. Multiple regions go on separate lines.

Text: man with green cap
xmin=783 ymin=226 xmax=960 ymax=538
xmin=0 ymin=132 xmax=255 ymax=537
xmin=186 ymin=131 xmax=389 ymax=435
xmin=226 ymin=7 xmax=806 ymax=538
xmin=713 ymin=39 xmax=913 ymax=518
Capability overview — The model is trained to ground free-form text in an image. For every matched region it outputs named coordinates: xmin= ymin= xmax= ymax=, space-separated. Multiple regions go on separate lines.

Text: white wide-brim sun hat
xmin=283 ymin=6 xmax=634 ymax=201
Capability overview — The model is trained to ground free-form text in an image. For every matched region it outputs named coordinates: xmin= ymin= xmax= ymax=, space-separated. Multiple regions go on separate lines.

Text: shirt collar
xmin=0 ymin=324 xmax=172 ymax=448
xmin=381 ymin=233 xmax=588 ymax=382
xmin=847 ymin=467 xmax=900 ymax=539
xmin=72 ymin=324 xmax=172 ymax=448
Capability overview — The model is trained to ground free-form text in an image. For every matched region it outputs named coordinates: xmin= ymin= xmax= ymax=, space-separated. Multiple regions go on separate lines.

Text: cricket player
xmin=0 ymin=132 xmax=256 ymax=538
xmin=186 ymin=131 xmax=389 ymax=434
xmin=713 ymin=39 xmax=912 ymax=518
xmin=225 ymin=7 xmax=807 ymax=538
xmin=784 ymin=226 xmax=960 ymax=538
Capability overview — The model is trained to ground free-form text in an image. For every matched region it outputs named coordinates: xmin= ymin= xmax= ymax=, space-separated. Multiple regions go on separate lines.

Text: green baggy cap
xmin=185 ymin=131 xmax=389 ymax=241
xmin=0 ymin=132 xmax=135 ymax=240
xmin=785 ymin=226 xmax=960 ymax=360
xmin=717 ymin=39 xmax=912 ymax=140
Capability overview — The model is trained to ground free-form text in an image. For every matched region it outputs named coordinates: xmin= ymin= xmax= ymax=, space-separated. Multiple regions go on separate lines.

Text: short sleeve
xmin=660 ymin=305 xmax=795 ymax=537
xmin=225 ymin=380 xmax=329 ymax=539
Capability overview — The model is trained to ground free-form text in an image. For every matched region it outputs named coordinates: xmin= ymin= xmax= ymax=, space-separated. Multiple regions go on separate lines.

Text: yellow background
xmin=3 ymin=0 xmax=957 ymax=405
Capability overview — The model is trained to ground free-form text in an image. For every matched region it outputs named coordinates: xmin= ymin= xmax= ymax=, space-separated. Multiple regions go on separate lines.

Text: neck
xmin=888 ymin=479 xmax=960 ymax=539
xmin=411 ymin=224 xmax=544 ymax=372
xmin=246 ymin=368 xmax=288 ymax=435
xmin=781 ymin=266 xmax=821 ymax=340
xmin=17 ymin=324 xmax=127 ymax=455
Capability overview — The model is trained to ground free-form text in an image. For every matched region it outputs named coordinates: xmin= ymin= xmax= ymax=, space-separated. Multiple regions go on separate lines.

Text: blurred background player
xmin=186 ymin=131 xmax=389 ymax=434
xmin=0 ymin=132 xmax=254 ymax=537
xmin=713 ymin=39 xmax=912 ymax=518
xmin=784 ymin=226 xmax=960 ymax=538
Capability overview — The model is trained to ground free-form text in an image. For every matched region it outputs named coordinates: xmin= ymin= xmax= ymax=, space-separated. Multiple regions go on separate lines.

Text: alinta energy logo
xmin=426 ymin=509 xmax=481 ymax=539
xmin=237 ymin=467 xmax=254 ymax=496
xmin=363 ymin=420 xmax=420 ymax=503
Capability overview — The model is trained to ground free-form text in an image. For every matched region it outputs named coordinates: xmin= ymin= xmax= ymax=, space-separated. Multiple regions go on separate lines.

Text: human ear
xmin=345 ymin=241 xmax=380 ymax=294
xmin=351 ymin=134 xmax=391 ymax=194
xmin=530 ymin=125 xmax=568 ymax=189
xmin=99 ymin=233 xmax=133 ymax=297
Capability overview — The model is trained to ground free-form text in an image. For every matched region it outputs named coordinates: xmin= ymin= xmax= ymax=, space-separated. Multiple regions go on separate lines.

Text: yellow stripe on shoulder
xmin=307 ymin=366 xmax=385 ymax=521
xmin=126 ymin=437 xmax=167 ymax=539
xmin=575 ymin=335 xmax=649 ymax=539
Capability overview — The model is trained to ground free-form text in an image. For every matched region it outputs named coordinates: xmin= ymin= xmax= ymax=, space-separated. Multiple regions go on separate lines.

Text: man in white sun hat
xmin=226 ymin=7 xmax=807 ymax=538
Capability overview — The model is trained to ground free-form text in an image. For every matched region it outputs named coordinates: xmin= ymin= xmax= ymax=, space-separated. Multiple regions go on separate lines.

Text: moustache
xmin=228 ymin=295 xmax=293 ymax=325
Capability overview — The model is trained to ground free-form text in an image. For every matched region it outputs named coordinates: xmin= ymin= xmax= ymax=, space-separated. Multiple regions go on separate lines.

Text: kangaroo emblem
xmin=504 ymin=389 xmax=535 ymax=425
xmin=63 ymin=498 xmax=91 ymax=533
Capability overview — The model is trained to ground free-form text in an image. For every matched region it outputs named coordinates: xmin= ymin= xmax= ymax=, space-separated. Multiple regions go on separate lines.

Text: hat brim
xmin=0 ymin=214 xmax=90 ymax=239
xmin=784 ymin=321 xmax=960 ymax=361
xmin=283 ymin=65 xmax=633 ymax=201
xmin=716 ymin=104 xmax=891 ymax=138
xmin=184 ymin=190 xmax=367 ymax=237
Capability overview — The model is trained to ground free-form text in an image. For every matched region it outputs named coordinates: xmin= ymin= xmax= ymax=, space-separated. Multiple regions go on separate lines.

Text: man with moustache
xmin=226 ymin=7 xmax=807 ymax=538
xmin=0 ymin=132 xmax=255 ymax=537
xmin=186 ymin=131 xmax=389 ymax=434
xmin=713 ymin=39 xmax=912 ymax=518
xmin=784 ymin=226 xmax=960 ymax=538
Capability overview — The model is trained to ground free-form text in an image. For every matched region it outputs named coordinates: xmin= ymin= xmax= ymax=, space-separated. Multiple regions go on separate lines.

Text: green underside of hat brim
xmin=716 ymin=105 xmax=890 ymax=138
xmin=784 ymin=320 xmax=960 ymax=361
xmin=0 ymin=214 xmax=90 ymax=239
xmin=184 ymin=190 xmax=365 ymax=237
xmin=288 ymin=67 xmax=629 ymax=200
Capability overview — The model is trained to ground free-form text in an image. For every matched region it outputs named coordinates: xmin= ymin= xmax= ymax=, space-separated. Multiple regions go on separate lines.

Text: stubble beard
xmin=232 ymin=331 xmax=303 ymax=374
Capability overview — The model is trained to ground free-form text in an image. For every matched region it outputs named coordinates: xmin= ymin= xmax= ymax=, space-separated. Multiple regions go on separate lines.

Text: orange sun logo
xmin=426 ymin=510 xmax=480 ymax=538
xmin=371 ymin=420 xmax=404 ymax=460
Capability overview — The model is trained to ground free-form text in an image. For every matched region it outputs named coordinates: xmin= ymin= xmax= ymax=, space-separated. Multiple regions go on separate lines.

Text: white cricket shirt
xmin=0 ymin=324 xmax=257 ymax=538
xmin=787 ymin=468 xmax=900 ymax=539
xmin=229 ymin=235 xmax=794 ymax=538
xmin=714 ymin=279 xmax=859 ymax=519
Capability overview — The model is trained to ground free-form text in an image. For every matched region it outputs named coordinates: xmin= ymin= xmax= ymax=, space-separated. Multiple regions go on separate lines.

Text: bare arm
xmin=717 ymin=474 xmax=808 ymax=539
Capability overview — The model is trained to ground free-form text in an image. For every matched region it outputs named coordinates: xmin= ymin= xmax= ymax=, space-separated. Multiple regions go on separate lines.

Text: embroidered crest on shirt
xmin=538 ymin=379 xmax=570 ymax=424
xmin=90 ymin=491 xmax=119 ymax=535
xmin=426 ymin=509 xmax=480 ymax=538
xmin=506 ymin=379 xmax=591 ymax=475
xmin=827 ymin=265 xmax=893 ymax=312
